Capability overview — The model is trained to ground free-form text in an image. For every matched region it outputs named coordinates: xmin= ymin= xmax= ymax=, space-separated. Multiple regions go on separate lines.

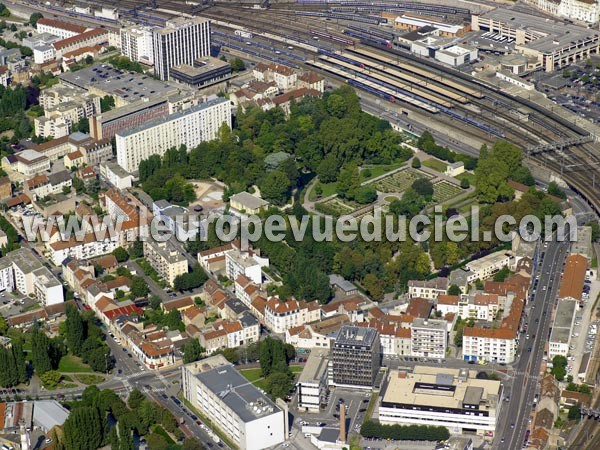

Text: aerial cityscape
xmin=0 ymin=0 xmax=596 ymax=449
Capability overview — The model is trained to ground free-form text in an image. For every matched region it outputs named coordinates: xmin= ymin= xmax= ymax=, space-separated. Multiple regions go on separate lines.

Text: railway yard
xmin=22 ymin=0 xmax=600 ymax=215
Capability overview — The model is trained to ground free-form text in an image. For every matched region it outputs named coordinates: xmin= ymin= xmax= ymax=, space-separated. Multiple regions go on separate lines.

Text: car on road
xmin=511 ymin=423 xmax=515 ymax=429
xmin=500 ymin=438 xmax=505 ymax=444
xmin=528 ymin=347 xmax=532 ymax=352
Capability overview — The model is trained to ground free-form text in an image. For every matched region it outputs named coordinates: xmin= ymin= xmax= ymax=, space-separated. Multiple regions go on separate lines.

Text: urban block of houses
xmin=24 ymin=170 xmax=72 ymax=201
xmin=462 ymin=297 xmax=525 ymax=364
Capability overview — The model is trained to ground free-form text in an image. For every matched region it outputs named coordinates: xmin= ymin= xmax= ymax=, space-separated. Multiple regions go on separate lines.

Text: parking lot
xmin=0 ymin=289 xmax=37 ymax=318
xmin=563 ymin=276 xmax=599 ymax=378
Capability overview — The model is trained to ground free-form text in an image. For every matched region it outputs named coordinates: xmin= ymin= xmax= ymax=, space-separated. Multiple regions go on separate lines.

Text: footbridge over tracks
xmin=527 ymin=136 xmax=594 ymax=155
xmin=581 ymin=407 xmax=600 ymax=419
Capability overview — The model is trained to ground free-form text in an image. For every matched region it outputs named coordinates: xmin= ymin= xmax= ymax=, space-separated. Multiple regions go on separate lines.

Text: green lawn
xmin=309 ymin=181 xmax=338 ymax=201
xmin=422 ymin=158 xmax=447 ymax=173
xmin=290 ymin=365 xmax=304 ymax=373
xmin=240 ymin=368 xmax=263 ymax=382
xmin=151 ymin=426 xmax=175 ymax=444
xmin=75 ymin=374 xmax=105 ymax=385
xmin=252 ymin=378 xmax=270 ymax=392
xmin=58 ymin=354 xmax=93 ymax=373
xmin=361 ymin=162 xmax=406 ymax=181
xmin=456 ymin=172 xmax=476 ymax=185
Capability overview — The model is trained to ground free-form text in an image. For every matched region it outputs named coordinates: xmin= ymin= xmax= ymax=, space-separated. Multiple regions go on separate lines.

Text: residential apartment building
xmin=102 ymin=188 xmax=150 ymax=245
xmin=152 ymin=17 xmax=211 ymax=81
xmin=78 ymin=138 xmax=113 ymax=166
xmin=379 ymin=367 xmax=502 ymax=436
xmin=115 ymin=97 xmax=231 ymax=173
xmin=37 ymin=18 xmax=87 ymax=39
xmin=0 ymin=248 xmax=64 ymax=305
xmin=48 ymin=231 xmax=120 ymax=265
xmin=90 ymin=97 xmax=171 ymax=141
xmin=99 ymin=161 xmax=134 ymax=190
xmin=24 ymin=170 xmax=72 ymax=201
xmin=225 ymin=248 xmax=269 ymax=285
xmin=263 ymin=297 xmax=321 ymax=334
xmin=465 ymin=251 xmax=513 ymax=280
xmin=410 ymin=318 xmax=447 ymax=359
xmin=548 ymin=299 xmax=578 ymax=358
xmin=462 ymin=298 xmax=524 ymax=364
xmin=408 ymin=277 xmax=449 ymax=300
xmin=182 ymin=356 xmax=286 ymax=450
xmin=143 ymin=240 xmax=188 ymax=286
xmin=199 ymin=312 xmax=260 ymax=353
xmin=35 ymin=95 xmax=100 ymax=139
xmin=121 ymin=25 xmax=156 ymax=65
xmin=457 ymin=293 xmax=501 ymax=322
xmin=331 ymin=326 xmax=380 ymax=388
xmin=526 ymin=0 xmax=600 ymax=23
xmin=297 ymin=350 xmax=331 ymax=412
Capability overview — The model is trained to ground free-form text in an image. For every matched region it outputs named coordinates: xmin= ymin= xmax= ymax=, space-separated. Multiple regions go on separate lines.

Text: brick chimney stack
xmin=339 ymin=403 xmax=346 ymax=443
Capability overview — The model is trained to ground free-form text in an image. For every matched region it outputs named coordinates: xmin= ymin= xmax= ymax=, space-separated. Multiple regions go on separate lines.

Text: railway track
xmin=31 ymin=0 xmax=600 ymax=213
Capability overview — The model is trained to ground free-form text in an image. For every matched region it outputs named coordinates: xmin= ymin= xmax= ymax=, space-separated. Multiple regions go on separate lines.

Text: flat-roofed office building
xmin=182 ymin=355 xmax=286 ymax=450
xmin=379 ymin=366 xmax=502 ymax=436
xmin=153 ymin=17 xmax=211 ymax=81
xmin=332 ymin=326 xmax=380 ymax=389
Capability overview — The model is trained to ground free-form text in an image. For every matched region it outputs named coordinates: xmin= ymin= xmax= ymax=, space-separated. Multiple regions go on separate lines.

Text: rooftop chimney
xmin=339 ymin=403 xmax=346 ymax=443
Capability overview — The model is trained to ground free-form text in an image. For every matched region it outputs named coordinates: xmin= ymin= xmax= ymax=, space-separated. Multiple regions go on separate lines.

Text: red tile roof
xmin=104 ymin=305 xmax=143 ymax=319
xmin=53 ymin=28 xmax=108 ymax=50
xmin=38 ymin=18 xmax=87 ymax=34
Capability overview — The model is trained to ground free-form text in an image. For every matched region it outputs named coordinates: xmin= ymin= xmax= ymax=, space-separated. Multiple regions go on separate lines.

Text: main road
xmin=496 ymin=237 xmax=570 ymax=450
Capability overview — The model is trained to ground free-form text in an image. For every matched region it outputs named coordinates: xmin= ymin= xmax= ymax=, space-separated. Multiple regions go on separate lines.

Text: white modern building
xmin=526 ymin=0 xmax=600 ymax=23
xmin=0 ymin=248 xmax=64 ymax=305
xmin=297 ymin=351 xmax=331 ymax=412
xmin=410 ymin=318 xmax=447 ymax=359
xmin=152 ymin=17 xmax=211 ymax=80
xmin=115 ymin=97 xmax=231 ymax=173
xmin=99 ymin=161 xmax=134 ymax=190
xmin=225 ymin=248 xmax=269 ymax=285
xmin=378 ymin=366 xmax=502 ymax=436
xmin=121 ymin=25 xmax=156 ymax=65
xmin=182 ymin=356 xmax=286 ymax=450
xmin=462 ymin=298 xmax=523 ymax=364
xmin=548 ymin=299 xmax=578 ymax=358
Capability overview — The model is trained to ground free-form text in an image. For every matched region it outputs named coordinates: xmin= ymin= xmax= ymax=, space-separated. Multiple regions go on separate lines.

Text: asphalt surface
xmin=496 ymin=238 xmax=570 ymax=450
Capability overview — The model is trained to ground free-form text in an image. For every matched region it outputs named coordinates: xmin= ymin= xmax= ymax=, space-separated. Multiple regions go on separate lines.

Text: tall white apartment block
xmin=121 ymin=26 xmax=156 ymax=65
xmin=152 ymin=17 xmax=211 ymax=80
xmin=410 ymin=318 xmax=448 ymax=359
xmin=115 ymin=97 xmax=231 ymax=173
